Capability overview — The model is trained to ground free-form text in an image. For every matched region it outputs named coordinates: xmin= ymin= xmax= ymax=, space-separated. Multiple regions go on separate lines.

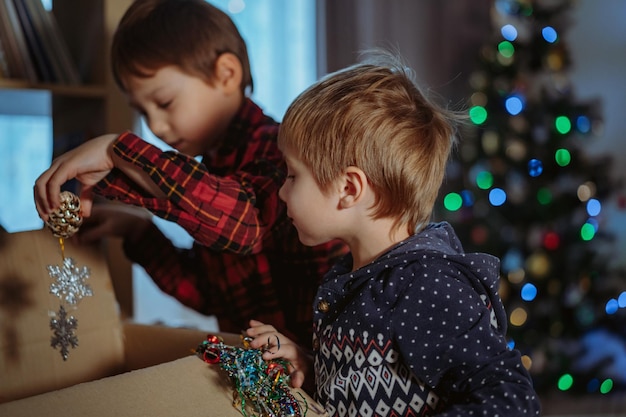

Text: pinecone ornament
xmin=46 ymin=191 xmax=83 ymax=239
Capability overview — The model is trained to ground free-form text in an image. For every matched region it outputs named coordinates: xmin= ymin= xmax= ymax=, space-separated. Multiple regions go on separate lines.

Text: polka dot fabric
xmin=312 ymin=222 xmax=540 ymax=416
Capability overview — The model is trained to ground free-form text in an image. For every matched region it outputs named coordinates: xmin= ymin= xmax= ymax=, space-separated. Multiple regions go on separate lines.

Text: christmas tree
xmin=435 ymin=0 xmax=626 ymax=395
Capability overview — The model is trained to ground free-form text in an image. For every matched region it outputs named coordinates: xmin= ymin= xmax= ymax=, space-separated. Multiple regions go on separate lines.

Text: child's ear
xmin=214 ymin=52 xmax=243 ymax=94
xmin=339 ymin=166 xmax=367 ymax=209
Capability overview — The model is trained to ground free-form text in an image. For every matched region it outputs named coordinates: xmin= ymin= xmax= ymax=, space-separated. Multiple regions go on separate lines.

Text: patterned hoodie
xmin=312 ymin=222 xmax=540 ymax=416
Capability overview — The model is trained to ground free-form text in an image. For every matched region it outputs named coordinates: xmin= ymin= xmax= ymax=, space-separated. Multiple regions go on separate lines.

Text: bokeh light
xmin=469 ymin=106 xmax=488 ymax=124
xmin=498 ymin=41 xmax=515 ymax=58
xmin=558 ymin=374 xmax=574 ymax=391
xmin=606 ymin=298 xmax=619 ymax=315
xmin=527 ymin=158 xmax=543 ymax=177
xmin=576 ymin=115 xmax=591 ymax=133
xmin=476 ymin=171 xmax=494 ymax=189
xmin=521 ymin=283 xmax=537 ymax=301
xmin=537 ymin=188 xmax=552 ymax=205
xmin=555 ymin=149 xmax=571 ymax=166
xmin=444 ymin=192 xmax=463 ymax=211
xmin=586 ymin=198 xmax=601 ymax=216
xmin=510 ymin=307 xmax=528 ymax=326
xmin=489 ymin=188 xmax=507 ymax=206
xmin=555 ymin=115 xmax=572 ymax=134
xmin=501 ymin=24 xmax=518 ymax=41
xmin=542 ymin=26 xmax=558 ymax=43
xmin=580 ymin=222 xmax=596 ymax=241
xmin=600 ymin=379 xmax=614 ymax=394
xmin=505 ymin=94 xmax=524 ymax=115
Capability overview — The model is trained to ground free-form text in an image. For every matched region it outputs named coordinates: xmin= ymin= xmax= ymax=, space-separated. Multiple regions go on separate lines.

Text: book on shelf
xmin=0 ymin=0 xmax=81 ymax=85
xmin=0 ymin=0 xmax=38 ymax=82
xmin=12 ymin=0 xmax=56 ymax=82
xmin=23 ymin=0 xmax=81 ymax=84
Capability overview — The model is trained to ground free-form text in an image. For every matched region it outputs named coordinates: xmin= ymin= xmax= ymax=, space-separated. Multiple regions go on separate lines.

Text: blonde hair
xmin=111 ymin=0 xmax=252 ymax=94
xmin=278 ymin=50 xmax=464 ymax=235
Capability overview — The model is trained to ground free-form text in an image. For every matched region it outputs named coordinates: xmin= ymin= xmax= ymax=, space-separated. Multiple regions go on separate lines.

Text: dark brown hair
xmin=111 ymin=0 xmax=252 ymax=94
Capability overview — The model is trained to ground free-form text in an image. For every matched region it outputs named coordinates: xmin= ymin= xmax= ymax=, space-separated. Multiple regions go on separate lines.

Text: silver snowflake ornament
xmin=47 ymin=257 xmax=93 ymax=305
xmin=50 ymin=305 xmax=79 ymax=360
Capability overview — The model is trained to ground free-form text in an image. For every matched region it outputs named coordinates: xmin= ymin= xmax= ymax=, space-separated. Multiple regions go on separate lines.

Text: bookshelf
xmin=0 ymin=0 xmax=135 ymax=147
xmin=0 ymin=0 xmax=135 ymax=317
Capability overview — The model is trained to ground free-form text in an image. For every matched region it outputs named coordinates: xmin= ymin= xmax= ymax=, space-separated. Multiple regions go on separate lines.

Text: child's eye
xmin=158 ymin=100 xmax=172 ymax=109
xmin=286 ymin=175 xmax=295 ymax=181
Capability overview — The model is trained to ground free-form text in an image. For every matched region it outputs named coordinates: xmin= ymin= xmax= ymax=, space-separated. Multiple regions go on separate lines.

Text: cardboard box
xmin=0 ymin=229 xmax=325 ymax=416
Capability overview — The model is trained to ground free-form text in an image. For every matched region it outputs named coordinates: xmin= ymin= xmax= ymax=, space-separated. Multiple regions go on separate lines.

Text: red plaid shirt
xmin=94 ymin=99 xmax=348 ymax=346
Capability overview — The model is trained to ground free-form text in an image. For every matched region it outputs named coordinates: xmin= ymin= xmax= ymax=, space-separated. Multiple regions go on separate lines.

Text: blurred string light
xmin=555 ymin=148 xmax=571 ymax=166
xmin=542 ymin=26 xmax=558 ymax=43
xmin=559 ymin=374 xmax=614 ymax=394
xmin=605 ymin=291 xmax=626 ymax=315
xmin=469 ymin=106 xmax=488 ymax=124
xmin=576 ymin=115 xmax=591 ymax=133
xmin=555 ymin=115 xmax=572 ymax=134
xmin=489 ymin=188 xmax=507 ymax=206
xmin=498 ymin=40 xmax=515 ymax=58
xmin=527 ymin=158 xmax=543 ymax=177
xmin=501 ymin=24 xmax=518 ymax=41
xmin=505 ymin=94 xmax=525 ymax=115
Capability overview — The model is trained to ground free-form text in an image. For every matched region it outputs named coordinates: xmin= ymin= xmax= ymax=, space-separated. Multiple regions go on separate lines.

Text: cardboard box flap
xmin=0 ymin=229 xmax=125 ymax=402
xmin=0 ymin=355 xmax=328 ymax=417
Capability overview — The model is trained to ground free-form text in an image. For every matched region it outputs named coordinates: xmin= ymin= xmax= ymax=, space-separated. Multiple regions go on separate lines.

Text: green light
xmin=555 ymin=149 xmax=571 ymax=166
xmin=600 ymin=379 xmax=614 ymax=394
xmin=580 ymin=223 xmax=596 ymax=241
xmin=469 ymin=106 xmax=488 ymax=125
xmin=555 ymin=116 xmax=572 ymax=134
xmin=443 ymin=193 xmax=463 ymax=211
xmin=475 ymin=171 xmax=493 ymax=189
xmin=557 ymin=374 xmax=574 ymax=391
xmin=498 ymin=41 xmax=515 ymax=58
xmin=537 ymin=188 xmax=552 ymax=205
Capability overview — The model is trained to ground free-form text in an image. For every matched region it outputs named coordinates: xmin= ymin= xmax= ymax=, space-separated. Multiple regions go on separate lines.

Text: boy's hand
xmin=77 ymin=203 xmax=153 ymax=244
xmin=34 ymin=134 xmax=118 ymax=221
xmin=246 ymin=320 xmax=312 ymax=390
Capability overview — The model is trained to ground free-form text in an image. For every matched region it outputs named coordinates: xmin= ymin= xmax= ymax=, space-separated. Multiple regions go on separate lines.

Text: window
xmin=0 ymin=90 xmax=52 ymax=233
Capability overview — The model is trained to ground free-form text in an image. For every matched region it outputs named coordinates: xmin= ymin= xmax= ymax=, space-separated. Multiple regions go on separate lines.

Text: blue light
xmin=587 ymin=378 xmax=600 ymax=393
xmin=586 ymin=198 xmax=601 ymax=216
xmin=521 ymin=283 xmax=538 ymax=301
xmin=501 ymin=24 xmax=518 ymax=41
xmin=527 ymin=158 xmax=543 ymax=177
xmin=606 ymin=298 xmax=619 ymax=315
xmin=505 ymin=95 xmax=524 ymax=115
xmin=489 ymin=188 xmax=507 ymax=206
xmin=577 ymin=115 xmax=591 ymax=133
xmin=542 ymin=26 xmax=558 ymax=43
xmin=460 ymin=189 xmax=475 ymax=207
xmin=507 ymin=339 xmax=516 ymax=350
xmin=618 ymin=291 xmax=626 ymax=308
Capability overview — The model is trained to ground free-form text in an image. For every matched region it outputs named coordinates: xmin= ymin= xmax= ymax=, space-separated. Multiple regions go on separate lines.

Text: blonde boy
xmin=247 ymin=51 xmax=540 ymax=416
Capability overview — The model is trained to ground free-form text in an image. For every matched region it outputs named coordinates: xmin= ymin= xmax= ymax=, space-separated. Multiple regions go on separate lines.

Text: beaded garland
xmin=196 ymin=334 xmax=307 ymax=417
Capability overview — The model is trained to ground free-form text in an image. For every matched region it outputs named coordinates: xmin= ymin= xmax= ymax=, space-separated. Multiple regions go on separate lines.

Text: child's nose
xmin=148 ymin=117 xmax=168 ymax=138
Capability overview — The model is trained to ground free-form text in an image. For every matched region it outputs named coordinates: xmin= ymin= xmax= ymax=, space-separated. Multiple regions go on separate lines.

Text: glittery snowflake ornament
xmin=48 ymin=258 xmax=93 ymax=305
xmin=50 ymin=306 xmax=79 ymax=361
xmin=44 ymin=191 xmax=93 ymax=360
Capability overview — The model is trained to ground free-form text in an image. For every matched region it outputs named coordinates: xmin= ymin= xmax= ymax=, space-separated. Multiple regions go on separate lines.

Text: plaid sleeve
xmin=94 ymin=132 xmax=277 ymax=255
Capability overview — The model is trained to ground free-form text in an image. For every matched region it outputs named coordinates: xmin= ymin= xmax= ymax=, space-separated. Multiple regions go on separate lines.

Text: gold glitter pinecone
xmin=46 ymin=191 xmax=83 ymax=239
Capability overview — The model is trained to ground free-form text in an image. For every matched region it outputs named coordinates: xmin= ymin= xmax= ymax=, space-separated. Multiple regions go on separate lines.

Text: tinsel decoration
xmin=196 ymin=334 xmax=307 ymax=417
xmin=45 ymin=191 xmax=92 ymax=360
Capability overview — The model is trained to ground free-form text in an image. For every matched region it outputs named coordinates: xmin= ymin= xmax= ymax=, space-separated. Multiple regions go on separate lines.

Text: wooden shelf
xmin=0 ymin=79 xmax=107 ymax=98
